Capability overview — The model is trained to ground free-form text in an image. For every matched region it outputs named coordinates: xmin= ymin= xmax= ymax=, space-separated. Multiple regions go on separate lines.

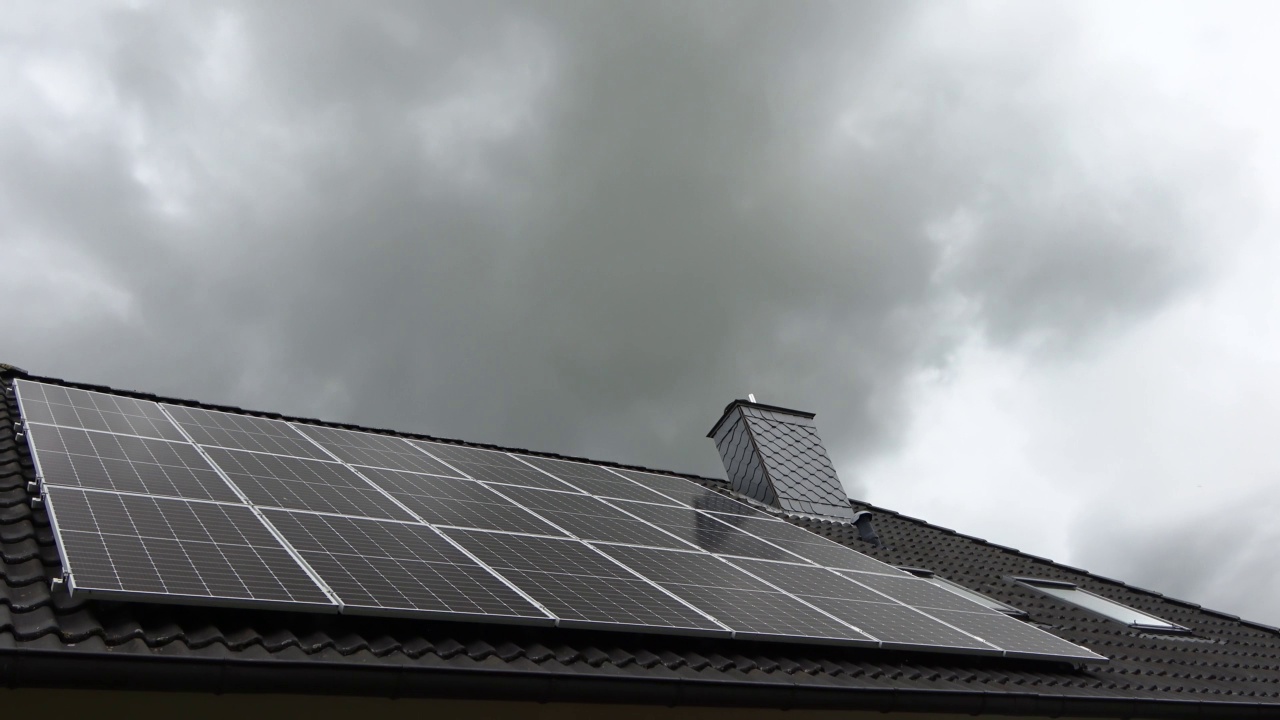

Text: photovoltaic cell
xmin=596 ymin=545 xmax=873 ymax=643
xmin=843 ymin=572 xmax=1003 ymax=613
xmin=726 ymin=559 xmax=889 ymax=603
xmin=768 ymin=536 xmax=901 ymax=574
xmin=517 ymin=457 xmax=678 ymax=504
xmin=715 ymin=515 xmax=904 ymax=575
xmin=27 ymin=424 xmax=239 ymax=503
xmin=613 ymin=469 xmax=769 ymax=516
xmin=263 ymin=510 xmax=547 ymax=619
xmin=443 ymin=529 xmax=723 ymax=631
xmin=411 ymin=441 xmax=578 ymax=490
xmin=797 ymin=596 xmax=997 ymax=652
xmin=15 ymin=380 xmax=187 ymax=442
xmin=495 ymin=486 xmax=692 ymax=549
xmin=610 ymin=501 xmax=798 ymax=561
xmin=201 ymin=447 xmax=413 ymax=521
xmin=295 ymin=425 xmax=463 ymax=477
xmin=163 ymin=405 xmax=332 ymax=460
xmin=357 ymin=466 xmax=565 ymax=535
xmin=45 ymin=487 xmax=330 ymax=606
xmin=924 ymin=609 xmax=1105 ymax=661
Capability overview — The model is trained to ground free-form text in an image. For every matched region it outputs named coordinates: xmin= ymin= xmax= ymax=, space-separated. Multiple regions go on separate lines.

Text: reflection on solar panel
xmin=14 ymin=379 xmax=1106 ymax=663
xmin=202 ymin=447 xmax=413 ymax=521
xmin=411 ymin=441 xmax=577 ymax=490
xmin=263 ymin=510 xmax=548 ymax=620
xmin=297 ymin=425 xmax=463 ymax=476
xmin=164 ymin=405 xmax=331 ymax=460
xmin=358 ymin=467 xmax=565 ymax=535
xmin=924 ymin=609 xmax=1104 ymax=661
xmin=724 ymin=558 xmax=995 ymax=653
xmin=443 ymin=529 xmax=725 ymax=632
xmin=519 ymin=457 xmax=678 ymax=503
xmin=610 ymin=501 xmax=798 ymax=561
xmin=15 ymin=379 xmax=187 ymax=442
xmin=26 ymin=424 xmax=239 ymax=503
xmin=494 ymin=486 xmax=693 ymax=549
xmin=597 ymin=545 xmax=873 ymax=644
xmin=712 ymin=515 xmax=905 ymax=575
xmin=45 ymin=487 xmax=331 ymax=606
xmin=613 ymin=469 xmax=766 ymax=516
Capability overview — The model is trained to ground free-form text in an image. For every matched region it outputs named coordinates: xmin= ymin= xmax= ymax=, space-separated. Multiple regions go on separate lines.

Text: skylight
xmin=1019 ymin=579 xmax=1186 ymax=632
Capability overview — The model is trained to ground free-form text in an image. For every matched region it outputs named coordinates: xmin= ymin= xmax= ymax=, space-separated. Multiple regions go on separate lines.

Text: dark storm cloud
xmin=2 ymin=1 xmax=1246 ymax=489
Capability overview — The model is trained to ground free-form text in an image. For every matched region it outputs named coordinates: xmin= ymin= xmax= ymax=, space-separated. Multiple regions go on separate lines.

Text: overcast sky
xmin=4 ymin=1 xmax=1279 ymax=626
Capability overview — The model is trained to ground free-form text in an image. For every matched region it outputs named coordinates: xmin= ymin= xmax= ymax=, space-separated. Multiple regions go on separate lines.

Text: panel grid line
xmin=155 ymin=404 xmax=343 ymax=609
xmin=285 ymin=426 xmax=558 ymax=622
xmin=285 ymin=421 xmax=424 ymax=521
xmin=470 ymin=488 xmax=728 ymax=625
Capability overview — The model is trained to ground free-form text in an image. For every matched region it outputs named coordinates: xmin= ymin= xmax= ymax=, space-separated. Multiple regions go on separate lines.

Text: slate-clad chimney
xmin=708 ymin=400 xmax=855 ymax=520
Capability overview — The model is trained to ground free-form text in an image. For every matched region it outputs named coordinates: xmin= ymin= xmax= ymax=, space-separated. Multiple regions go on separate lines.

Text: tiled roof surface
xmin=4 ymin=370 xmax=1280 ymax=716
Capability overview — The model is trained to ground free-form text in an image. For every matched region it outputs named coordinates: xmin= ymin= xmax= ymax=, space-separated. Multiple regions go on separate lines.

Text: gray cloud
xmin=2 ymin=0 xmax=1251 ymax=504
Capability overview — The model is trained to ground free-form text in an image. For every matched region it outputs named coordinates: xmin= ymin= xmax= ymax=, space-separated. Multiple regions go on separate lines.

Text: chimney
xmin=708 ymin=399 xmax=855 ymax=521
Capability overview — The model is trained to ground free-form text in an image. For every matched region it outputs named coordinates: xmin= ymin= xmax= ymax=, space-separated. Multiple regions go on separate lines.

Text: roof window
xmin=899 ymin=568 xmax=1026 ymax=616
xmin=1018 ymin=579 xmax=1186 ymax=632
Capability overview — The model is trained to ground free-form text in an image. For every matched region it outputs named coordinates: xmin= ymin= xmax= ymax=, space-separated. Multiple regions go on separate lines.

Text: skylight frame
xmin=1016 ymin=578 xmax=1189 ymax=633
xmin=897 ymin=567 xmax=1027 ymax=617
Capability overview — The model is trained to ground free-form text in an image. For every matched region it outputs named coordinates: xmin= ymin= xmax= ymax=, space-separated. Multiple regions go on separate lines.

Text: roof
xmin=4 ymin=367 xmax=1280 ymax=717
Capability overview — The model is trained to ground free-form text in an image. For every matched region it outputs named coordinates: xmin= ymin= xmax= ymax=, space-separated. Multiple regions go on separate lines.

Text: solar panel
xmin=596 ymin=545 xmax=875 ymax=644
xmin=163 ymin=405 xmax=332 ymax=460
xmin=26 ymin=423 xmax=239 ymax=503
xmin=518 ymin=457 xmax=680 ymax=504
xmin=795 ymin=596 xmax=998 ymax=653
xmin=201 ymin=447 xmax=413 ymax=521
xmin=923 ymin=608 xmax=1105 ymax=661
xmin=842 ymin=572 xmax=1005 ymax=613
xmin=15 ymin=381 xmax=1107 ymax=662
xmin=609 ymin=500 xmax=799 ymax=561
xmin=722 ymin=558 xmax=995 ymax=652
xmin=410 ymin=441 xmax=579 ymax=490
xmin=296 ymin=425 xmax=463 ymax=476
xmin=15 ymin=380 xmax=188 ymax=442
xmin=442 ymin=529 xmax=725 ymax=632
xmin=726 ymin=558 xmax=890 ymax=603
xmin=612 ymin=469 xmax=768 ymax=516
xmin=713 ymin=515 xmax=906 ymax=575
xmin=357 ymin=466 xmax=566 ymax=535
xmin=262 ymin=510 xmax=549 ymax=621
xmin=493 ymin=486 xmax=693 ymax=549
xmin=44 ymin=486 xmax=332 ymax=607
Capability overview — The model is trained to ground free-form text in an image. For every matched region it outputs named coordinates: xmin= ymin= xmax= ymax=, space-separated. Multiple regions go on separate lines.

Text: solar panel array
xmin=13 ymin=379 xmax=1105 ymax=663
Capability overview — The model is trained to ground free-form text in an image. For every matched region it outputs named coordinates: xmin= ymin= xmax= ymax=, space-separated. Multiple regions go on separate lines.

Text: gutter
xmin=4 ymin=649 xmax=1280 ymax=719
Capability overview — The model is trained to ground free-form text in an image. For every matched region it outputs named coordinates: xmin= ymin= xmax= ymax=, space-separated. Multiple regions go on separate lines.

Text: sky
xmin=3 ymin=1 xmax=1279 ymax=626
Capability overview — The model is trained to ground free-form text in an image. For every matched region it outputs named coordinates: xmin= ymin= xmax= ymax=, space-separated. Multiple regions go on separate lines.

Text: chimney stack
xmin=708 ymin=399 xmax=855 ymax=521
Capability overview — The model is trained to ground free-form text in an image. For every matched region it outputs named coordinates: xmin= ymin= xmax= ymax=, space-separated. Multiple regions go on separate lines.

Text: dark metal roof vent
xmin=707 ymin=399 xmax=855 ymax=521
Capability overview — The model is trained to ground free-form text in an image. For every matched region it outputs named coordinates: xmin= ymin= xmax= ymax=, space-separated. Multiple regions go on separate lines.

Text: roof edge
xmin=6 ymin=648 xmax=1280 ymax=717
